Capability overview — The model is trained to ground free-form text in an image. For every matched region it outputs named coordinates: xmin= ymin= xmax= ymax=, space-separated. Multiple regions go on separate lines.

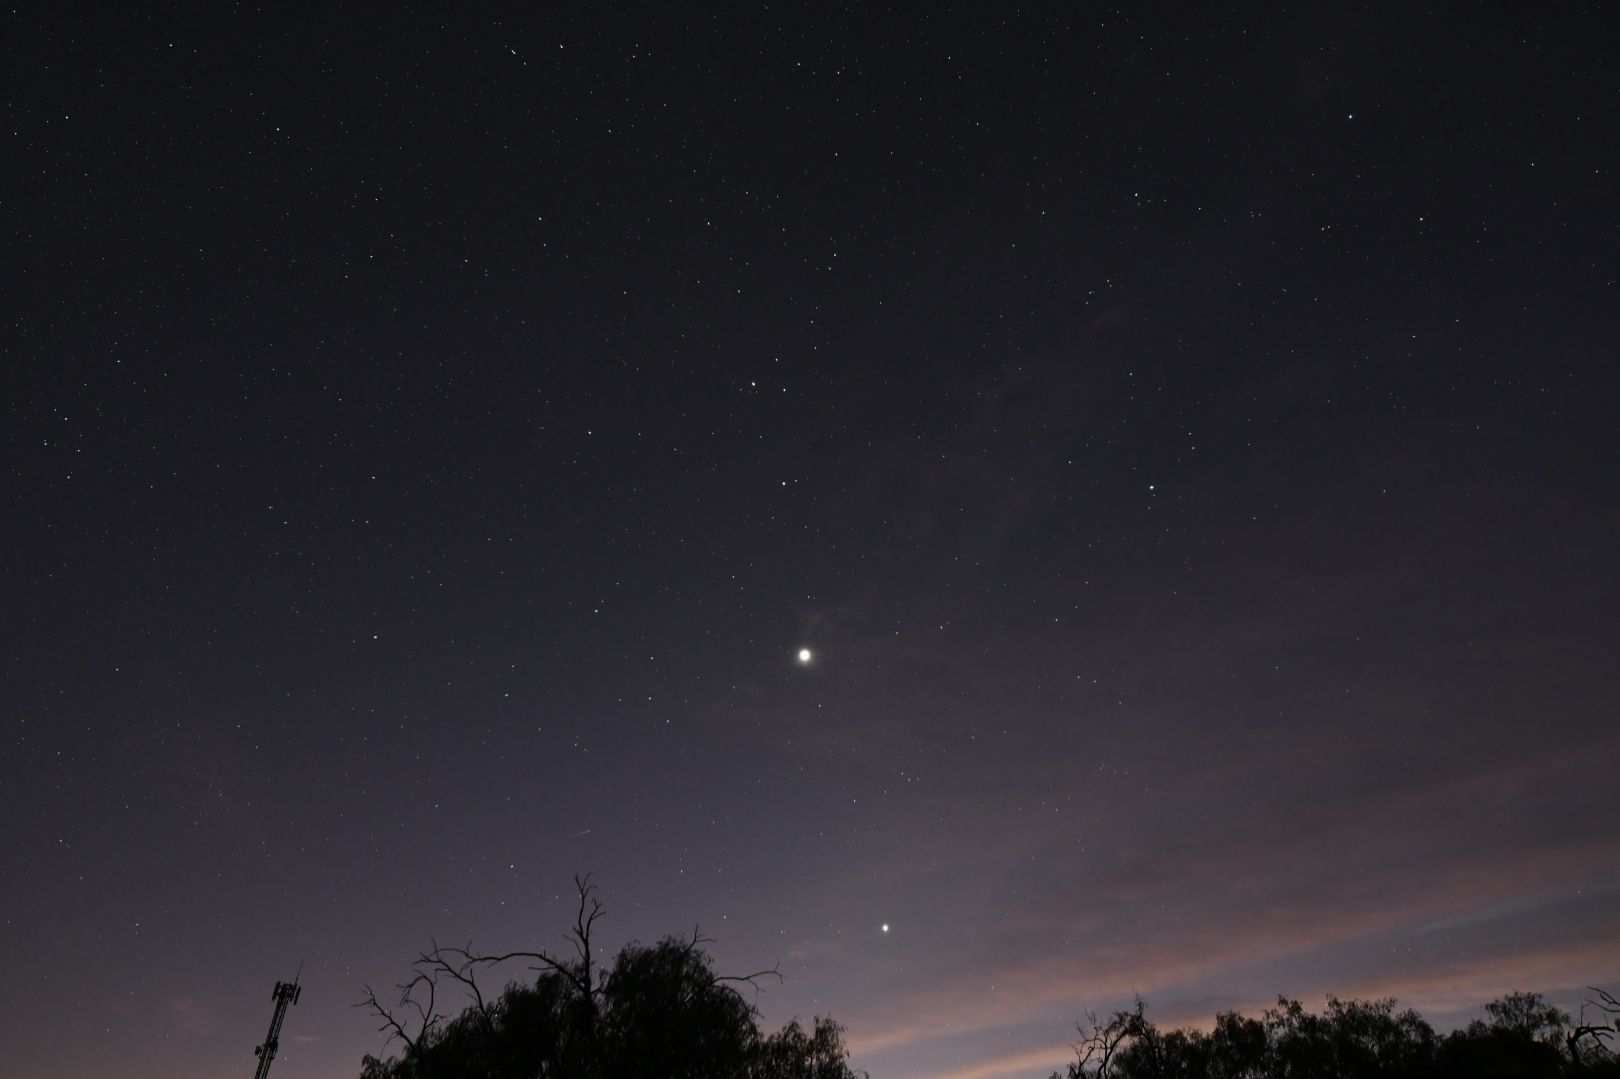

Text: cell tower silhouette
xmin=252 ymin=967 xmax=302 ymax=1079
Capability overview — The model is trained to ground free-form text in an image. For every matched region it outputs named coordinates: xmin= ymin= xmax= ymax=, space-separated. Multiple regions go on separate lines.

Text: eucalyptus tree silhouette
xmin=1053 ymin=988 xmax=1620 ymax=1079
xmin=357 ymin=876 xmax=861 ymax=1079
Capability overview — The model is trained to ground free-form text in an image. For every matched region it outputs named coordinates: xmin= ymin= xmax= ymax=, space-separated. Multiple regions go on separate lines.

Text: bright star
xmin=881 ymin=923 xmax=890 ymax=933
xmin=797 ymin=647 xmax=813 ymax=664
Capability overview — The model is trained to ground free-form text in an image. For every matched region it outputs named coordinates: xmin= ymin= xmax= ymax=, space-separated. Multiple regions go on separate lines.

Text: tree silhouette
xmin=1434 ymin=990 xmax=1572 ymax=1079
xmin=1054 ymin=988 xmax=1620 ymax=1079
xmin=1054 ymin=998 xmax=1156 ymax=1079
xmin=1569 ymin=985 xmax=1620 ymax=1067
xmin=357 ymin=876 xmax=862 ymax=1079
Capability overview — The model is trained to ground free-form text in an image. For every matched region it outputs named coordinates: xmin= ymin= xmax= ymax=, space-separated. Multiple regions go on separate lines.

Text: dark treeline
xmin=356 ymin=878 xmax=862 ymax=1079
xmin=1053 ymin=988 xmax=1620 ymax=1079
xmin=356 ymin=878 xmax=1615 ymax=1079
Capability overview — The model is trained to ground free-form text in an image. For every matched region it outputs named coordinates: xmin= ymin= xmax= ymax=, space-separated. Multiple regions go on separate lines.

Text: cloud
xmin=833 ymin=739 xmax=1620 ymax=1076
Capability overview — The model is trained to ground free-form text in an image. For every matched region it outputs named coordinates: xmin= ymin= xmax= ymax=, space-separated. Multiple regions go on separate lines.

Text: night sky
xmin=5 ymin=6 xmax=1619 ymax=1079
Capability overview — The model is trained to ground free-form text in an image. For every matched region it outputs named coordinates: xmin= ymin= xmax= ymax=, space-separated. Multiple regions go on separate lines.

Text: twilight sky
xmin=4 ymin=6 xmax=1619 ymax=1079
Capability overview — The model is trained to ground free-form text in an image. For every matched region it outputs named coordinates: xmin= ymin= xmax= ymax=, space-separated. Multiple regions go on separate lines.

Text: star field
xmin=3 ymin=7 xmax=1619 ymax=1079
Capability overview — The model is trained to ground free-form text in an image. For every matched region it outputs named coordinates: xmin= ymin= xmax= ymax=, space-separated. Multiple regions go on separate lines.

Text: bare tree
xmin=1058 ymin=998 xmax=1151 ymax=1079
xmin=355 ymin=874 xmax=806 ymax=1079
xmin=357 ymin=968 xmax=440 ymax=1053
xmin=1568 ymin=984 xmax=1620 ymax=1063
xmin=356 ymin=873 xmax=604 ymax=1051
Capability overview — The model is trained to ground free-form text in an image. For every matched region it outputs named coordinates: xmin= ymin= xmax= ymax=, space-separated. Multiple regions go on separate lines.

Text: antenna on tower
xmin=252 ymin=968 xmax=302 ymax=1079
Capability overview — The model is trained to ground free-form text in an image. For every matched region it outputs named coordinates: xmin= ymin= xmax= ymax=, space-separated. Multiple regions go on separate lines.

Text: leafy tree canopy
xmin=358 ymin=878 xmax=862 ymax=1079
xmin=1054 ymin=988 xmax=1619 ymax=1079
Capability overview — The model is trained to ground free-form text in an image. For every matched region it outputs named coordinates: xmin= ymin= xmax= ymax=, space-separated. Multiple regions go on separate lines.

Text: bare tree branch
xmin=356 ymin=970 xmax=440 ymax=1053
xmin=572 ymin=873 xmax=605 ymax=988
xmin=413 ymin=939 xmax=497 ymax=1031
xmin=714 ymin=964 xmax=785 ymax=989
xmin=356 ymin=874 xmax=820 ymax=1074
xmin=356 ymin=986 xmax=416 ymax=1052
xmin=418 ymin=875 xmax=604 ymax=1004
